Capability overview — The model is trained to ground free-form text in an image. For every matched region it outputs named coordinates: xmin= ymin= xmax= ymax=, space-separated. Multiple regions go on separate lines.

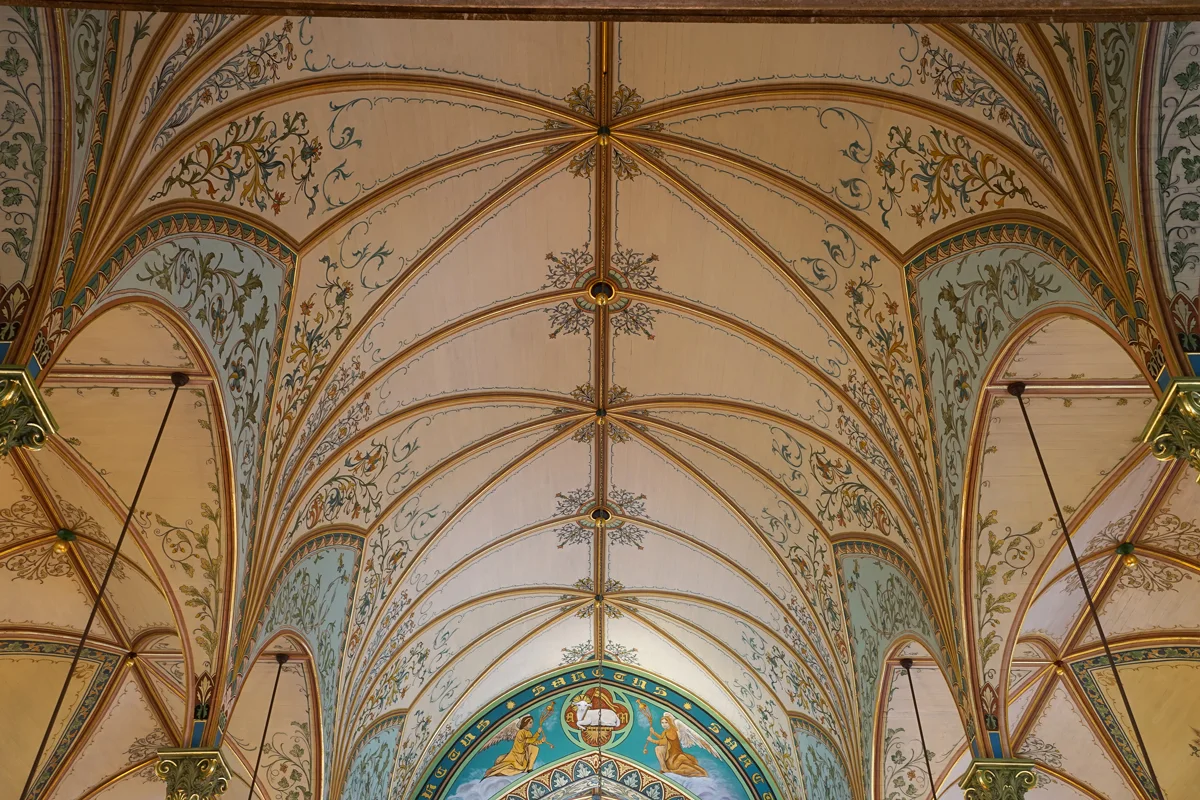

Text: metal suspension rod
xmin=1008 ymin=381 xmax=1163 ymax=799
xmin=900 ymin=658 xmax=937 ymax=799
xmin=248 ymin=653 xmax=290 ymax=799
xmin=21 ymin=371 xmax=188 ymax=800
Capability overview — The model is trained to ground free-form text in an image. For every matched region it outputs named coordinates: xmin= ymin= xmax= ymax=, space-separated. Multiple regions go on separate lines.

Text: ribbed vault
xmin=0 ymin=11 xmax=1198 ymax=800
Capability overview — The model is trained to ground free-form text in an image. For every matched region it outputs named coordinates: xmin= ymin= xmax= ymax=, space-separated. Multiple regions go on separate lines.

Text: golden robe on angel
xmin=645 ymin=712 xmax=718 ymax=778
xmin=484 ymin=715 xmax=546 ymax=777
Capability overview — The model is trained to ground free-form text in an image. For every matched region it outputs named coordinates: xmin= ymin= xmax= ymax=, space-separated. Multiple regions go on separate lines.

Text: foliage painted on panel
xmin=67 ymin=10 xmax=103 ymax=149
xmin=542 ymin=244 xmax=660 ymax=339
xmin=973 ymin=508 xmax=1042 ymax=685
xmin=342 ymin=722 xmax=399 ymax=800
xmin=153 ymin=111 xmax=322 ymax=216
xmin=916 ymin=31 xmax=1052 ymax=169
xmin=967 ymin=24 xmax=1066 ymax=136
xmin=881 ymin=725 xmax=933 ymax=800
xmin=155 ymin=20 xmax=297 ymax=150
xmin=1017 ymin=735 xmax=1063 ymax=768
xmin=260 ymin=719 xmax=314 ymax=800
xmin=143 ymin=14 xmax=237 ymax=113
xmin=139 ymin=504 xmax=224 ymax=668
xmin=0 ymin=8 xmax=46 ymax=276
xmin=876 ymin=125 xmax=1044 ymax=229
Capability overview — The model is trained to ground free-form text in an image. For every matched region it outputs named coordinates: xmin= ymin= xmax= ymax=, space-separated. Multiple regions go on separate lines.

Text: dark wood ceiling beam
xmin=24 ymin=0 xmax=1200 ymax=22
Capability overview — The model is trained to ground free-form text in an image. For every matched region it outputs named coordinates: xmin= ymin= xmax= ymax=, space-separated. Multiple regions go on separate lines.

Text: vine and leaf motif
xmin=342 ymin=727 xmax=397 ymax=800
xmin=259 ymin=718 xmax=314 ymax=800
xmin=560 ymin=640 xmax=639 ymax=665
xmin=967 ymin=24 xmax=1066 ymax=137
xmin=1190 ymin=728 xmax=1200 ymax=758
xmin=969 ymin=510 xmax=1046 ymax=734
xmin=120 ymin=12 xmax=154 ymax=92
xmin=1099 ymin=24 xmax=1137 ymax=158
xmin=125 ymin=728 xmax=173 ymax=767
xmin=571 ymin=577 xmax=625 ymax=619
xmin=973 ymin=508 xmax=1043 ymax=712
xmin=4 ymin=542 xmax=71 ymax=582
xmin=915 ymin=31 xmax=1052 ymax=170
xmin=799 ymin=734 xmax=852 ymax=800
xmin=155 ymin=19 xmax=297 ymax=150
xmin=138 ymin=504 xmax=223 ymax=670
xmin=350 ymin=496 xmax=440 ymax=653
xmin=143 ymin=14 xmax=237 ymax=114
xmin=152 ymin=110 xmax=322 ymax=217
xmin=362 ymin=639 xmax=436 ymax=718
xmin=812 ymin=447 xmax=904 ymax=542
xmin=763 ymin=423 xmax=903 ymax=542
xmin=543 ymin=244 xmax=660 ymax=339
xmin=0 ymin=496 xmax=107 ymax=582
xmin=1154 ymin=23 xmax=1200 ymax=303
xmin=1065 ymin=508 xmax=1200 ymax=594
xmin=760 ymin=491 xmax=850 ymax=662
xmin=1017 ymin=735 xmax=1063 ymax=768
xmin=875 ymin=125 xmax=1044 ymax=229
xmin=553 ymin=485 xmax=647 ymax=549
xmin=843 ymin=267 xmax=927 ymax=483
xmin=0 ymin=8 xmax=46 ymax=275
xmin=393 ymin=711 xmax=432 ymax=797
xmin=259 ymin=548 xmax=354 ymax=765
xmin=741 ymin=624 xmax=835 ymax=728
xmin=269 ymin=265 xmax=354 ymax=474
xmin=1049 ymin=24 xmax=1085 ymax=101
xmin=927 ymin=253 xmax=1059 ymax=546
xmin=67 ymin=10 xmax=102 ymax=149
xmin=133 ymin=242 xmax=273 ymax=485
xmin=843 ymin=557 xmax=932 ymax=771
xmin=881 ymin=725 xmax=933 ymax=800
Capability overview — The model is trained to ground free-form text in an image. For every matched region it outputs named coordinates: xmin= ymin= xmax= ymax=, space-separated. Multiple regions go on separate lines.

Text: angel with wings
xmin=483 ymin=714 xmax=546 ymax=777
xmin=645 ymin=712 xmax=717 ymax=778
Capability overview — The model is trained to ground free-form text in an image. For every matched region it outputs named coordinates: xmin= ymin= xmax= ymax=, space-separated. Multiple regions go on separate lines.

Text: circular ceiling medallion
xmin=587 ymin=279 xmax=617 ymax=306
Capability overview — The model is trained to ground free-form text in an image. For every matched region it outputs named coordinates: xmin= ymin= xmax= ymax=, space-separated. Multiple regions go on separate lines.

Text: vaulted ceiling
xmin=1 ymin=9 xmax=1199 ymax=800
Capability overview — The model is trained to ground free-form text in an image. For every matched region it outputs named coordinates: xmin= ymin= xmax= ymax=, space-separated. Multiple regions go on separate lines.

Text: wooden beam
xmin=23 ymin=0 xmax=1200 ymax=23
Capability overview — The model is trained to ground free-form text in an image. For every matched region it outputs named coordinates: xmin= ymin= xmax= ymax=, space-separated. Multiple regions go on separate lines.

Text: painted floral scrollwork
xmin=876 ymin=125 xmax=1043 ymax=229
xmin=152 ymin=110 xmax=322 ymax=216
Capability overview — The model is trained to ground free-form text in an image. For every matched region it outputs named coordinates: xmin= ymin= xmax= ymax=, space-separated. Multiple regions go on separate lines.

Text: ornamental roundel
xmin=562 ymin=685 xmax=633 ymax=747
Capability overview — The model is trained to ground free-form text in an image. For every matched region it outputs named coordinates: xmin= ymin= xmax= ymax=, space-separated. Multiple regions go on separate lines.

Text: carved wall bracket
xmin=1143 ymin=378 xmax=1200 ymax=480
xmin=959 ymin=759 xmax=1037 ymax=800
xmin=155 ymin=749 xmax=230 ymax=800
xmin=0 ymin=365 xmax=55 ymax=456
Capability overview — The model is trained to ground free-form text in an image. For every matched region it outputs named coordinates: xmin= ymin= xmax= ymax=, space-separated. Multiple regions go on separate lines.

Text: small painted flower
xmin=953 ymin=369 xmax=971 ymax=402
xmin=184 ymin=31 xmax=196 ymax=48
xmin=301 ymin=138 xmax=322 ymax=163
xmin=228 ymin=359 xmax=247 ymax=392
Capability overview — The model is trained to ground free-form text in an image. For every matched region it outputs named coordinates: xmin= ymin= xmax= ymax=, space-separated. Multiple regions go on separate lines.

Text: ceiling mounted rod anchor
xmin=1008 ymin=381 xmax=1164 ymax=799
xmin=899 ymin=658 xmax=937 ymax=798
xmin=20 ymin=373 xmax=189 ymax=800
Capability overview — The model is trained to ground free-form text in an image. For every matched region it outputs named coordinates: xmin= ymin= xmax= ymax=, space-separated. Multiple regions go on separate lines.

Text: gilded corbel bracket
xmin=155 ymin=749 xmax=230 ymax=800
xmin=959 ymin=759 xmax=1037 ymax=800
xmin=1142 ymin=378 xmax=1200 ymax=480
xmin=0 ymin=365 xmax=56 ymax=456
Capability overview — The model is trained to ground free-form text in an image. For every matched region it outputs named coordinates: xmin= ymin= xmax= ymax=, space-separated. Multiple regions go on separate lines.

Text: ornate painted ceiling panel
xmin=3 ymin=9 xmax=1200 ymax=800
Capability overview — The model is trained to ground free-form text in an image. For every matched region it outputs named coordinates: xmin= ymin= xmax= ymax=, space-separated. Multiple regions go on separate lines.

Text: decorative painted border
xmin=0 ymin=639 xmax=123 ymax=800
xmin=499 ymin=752 xmax=693 ymax=800
xmin=1071 ymin=644 xmax=1200 ymax=798
xmin=414 ymin=663 xmax=782 ymax=800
